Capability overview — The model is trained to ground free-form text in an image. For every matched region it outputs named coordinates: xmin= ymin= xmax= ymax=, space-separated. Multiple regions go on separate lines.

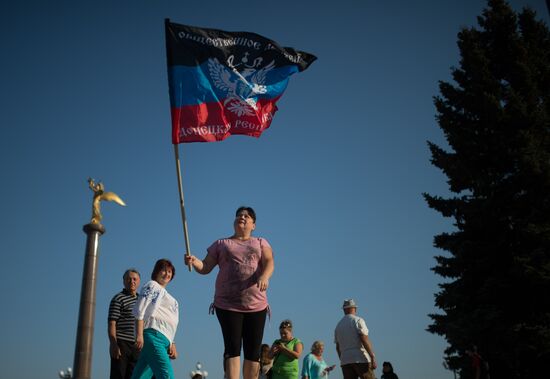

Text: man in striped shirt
xmin=108 ymin=268 xmax=141 ymax=379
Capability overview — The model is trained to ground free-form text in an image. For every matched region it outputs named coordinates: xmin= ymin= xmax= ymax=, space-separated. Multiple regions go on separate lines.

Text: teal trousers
xmin=131 ymin=329 xmax=174 ymax=379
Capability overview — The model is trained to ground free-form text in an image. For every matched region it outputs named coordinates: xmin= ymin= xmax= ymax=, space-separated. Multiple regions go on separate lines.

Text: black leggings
xmin=215 ymin=307 xmax=267 ymax=361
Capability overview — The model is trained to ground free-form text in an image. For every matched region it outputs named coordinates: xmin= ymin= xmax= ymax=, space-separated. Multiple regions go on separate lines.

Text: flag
xmin=165 ymin=20 xmax=316 ymax=143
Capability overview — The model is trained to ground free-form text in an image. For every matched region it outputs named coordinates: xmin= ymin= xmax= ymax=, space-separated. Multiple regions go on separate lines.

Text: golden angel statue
xmin=88 ymin=178 xmax=126 ymax=224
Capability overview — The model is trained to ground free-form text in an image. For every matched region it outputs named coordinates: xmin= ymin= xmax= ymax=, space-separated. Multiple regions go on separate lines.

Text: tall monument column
xmin=72 ymin=179 xmax=125 ymax=379
xmin=73 ymin=222 xmax=105 ymax=379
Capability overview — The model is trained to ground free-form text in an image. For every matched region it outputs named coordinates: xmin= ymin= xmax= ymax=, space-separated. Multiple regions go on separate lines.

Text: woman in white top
xmin=259 ymin=343 xmax=273 ymax=379
xmin=131 ymin=259 xmax=179 ymax=379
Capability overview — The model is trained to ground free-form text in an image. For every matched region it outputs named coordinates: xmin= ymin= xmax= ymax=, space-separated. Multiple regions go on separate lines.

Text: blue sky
xmin=1 ymin=1 xmax=548 ymax=379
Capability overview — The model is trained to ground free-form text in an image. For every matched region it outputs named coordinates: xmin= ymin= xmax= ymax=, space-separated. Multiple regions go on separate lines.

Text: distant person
xmin=269 ymin=319 xmax=303 ymax=379
xmin=259 ymin=343 xmax=273 ymax=379
xmin=185 ymin=206 xmax=275 ymax=379
xmin=465 ymin=346 xmax=489 ymax=379
xmin=301 ymin=341 xmax=335 ymax=379
xmin=381 ymin=361 xmax=398 ymax=379
xmin=108 ymin=269 xmax=141 ymax=379
xmin=334 ymin=299 xmax=377 ymax=379
xmin=131 ymin=259 xmax=179 ymax=379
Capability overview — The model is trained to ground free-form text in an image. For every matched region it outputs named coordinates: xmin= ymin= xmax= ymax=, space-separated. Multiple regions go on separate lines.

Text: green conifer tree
xmin=424 ymin=1 xmax=550 ymax=378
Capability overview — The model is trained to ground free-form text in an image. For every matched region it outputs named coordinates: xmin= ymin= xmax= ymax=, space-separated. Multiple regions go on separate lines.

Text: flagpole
xmin=174 ymin=144 xmax=193 ymax=271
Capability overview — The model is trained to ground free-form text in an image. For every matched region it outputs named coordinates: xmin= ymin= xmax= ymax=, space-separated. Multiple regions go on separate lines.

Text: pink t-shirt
xmin=207 ymin=237 xmax=271 ymax=312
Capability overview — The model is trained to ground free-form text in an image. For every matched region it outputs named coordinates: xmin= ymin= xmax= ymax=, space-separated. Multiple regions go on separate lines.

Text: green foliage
xmin=425 ymin=1 xmax=550 ymax=378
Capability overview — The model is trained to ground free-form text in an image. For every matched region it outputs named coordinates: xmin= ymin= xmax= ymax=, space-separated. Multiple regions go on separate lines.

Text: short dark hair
xmin=123 ymin=268 xmax=140 ymax=280
xmin=151 ymin=259 xmax=176 ymax=281
xmin=236 ymin=206 xmax=256 ymax=222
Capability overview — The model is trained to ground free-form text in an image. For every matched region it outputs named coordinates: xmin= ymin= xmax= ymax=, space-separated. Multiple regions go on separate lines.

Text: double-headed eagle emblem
xmin=208 ymin=54 xmax=275 ymax=116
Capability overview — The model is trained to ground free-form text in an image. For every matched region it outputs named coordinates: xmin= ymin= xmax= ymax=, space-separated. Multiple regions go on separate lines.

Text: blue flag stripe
xmin=167 ymin=63 xmax=298 ymax=108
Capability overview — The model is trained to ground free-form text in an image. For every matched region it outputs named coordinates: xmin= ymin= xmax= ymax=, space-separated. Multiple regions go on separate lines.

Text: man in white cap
xmin=334 ymin=299 xmax=377 ymax=379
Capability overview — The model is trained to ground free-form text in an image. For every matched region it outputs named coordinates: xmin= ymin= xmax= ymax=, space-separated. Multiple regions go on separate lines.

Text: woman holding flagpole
xmin=185 ymin=206 xmax=275 ymax=379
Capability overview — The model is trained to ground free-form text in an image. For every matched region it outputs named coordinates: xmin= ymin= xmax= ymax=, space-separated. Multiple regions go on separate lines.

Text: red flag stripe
xmin=171 ymin=97 xmax=280 ymax=143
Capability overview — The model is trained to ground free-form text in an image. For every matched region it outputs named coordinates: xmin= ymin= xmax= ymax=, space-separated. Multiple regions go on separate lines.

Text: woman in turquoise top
xmin=269 ymin=319 xmax=303 ymax=379
xmin=301 ymin=341 xmax=336 ymax=379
